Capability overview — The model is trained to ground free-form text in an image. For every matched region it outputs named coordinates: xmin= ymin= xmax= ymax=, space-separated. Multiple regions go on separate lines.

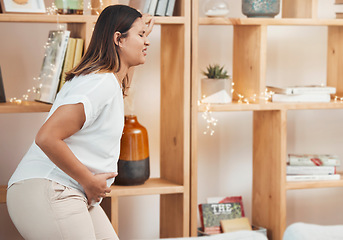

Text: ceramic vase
xmin=114 ymin=115 xmax=150 ymax=186
xmin=242 ymin=0 xmax=280 ymax=18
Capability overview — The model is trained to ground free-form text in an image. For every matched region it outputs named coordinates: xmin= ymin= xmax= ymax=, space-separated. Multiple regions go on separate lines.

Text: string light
xmin=199 ymin=82 xmax=343 ymax=135
xmin=199 ymin=101 xmax=217 ymax=136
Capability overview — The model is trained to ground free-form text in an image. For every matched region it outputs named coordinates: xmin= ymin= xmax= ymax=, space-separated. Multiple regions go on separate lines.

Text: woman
xmin=7 ymin=5 xmax=154 ymax=240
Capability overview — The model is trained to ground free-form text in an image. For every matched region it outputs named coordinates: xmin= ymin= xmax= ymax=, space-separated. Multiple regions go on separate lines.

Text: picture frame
xmin=0 ymin=0 xmax=45 ymax=13
xmin=0 ymin=66 xmax=6 ymax=103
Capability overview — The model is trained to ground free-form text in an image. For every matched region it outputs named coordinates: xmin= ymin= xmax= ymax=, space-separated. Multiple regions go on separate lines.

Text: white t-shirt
xmin=8 ymin=72 xmax=124 ymax=195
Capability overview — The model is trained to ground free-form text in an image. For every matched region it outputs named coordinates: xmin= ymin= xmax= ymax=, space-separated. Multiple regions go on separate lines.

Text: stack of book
xmin=198 ymin=196 xmax=267 ymax=236
xmin=129 ymin=0 xmax=176 ymax=16
xmin=35 ymin=30 xmax=84 ymax=104
xmin=286 ymin=154 xmax=341 ymax=181
xmin=335 ymin=0 xmax=343 ymax=19
xmin=267 ymin=85 xmax=336 ymax=103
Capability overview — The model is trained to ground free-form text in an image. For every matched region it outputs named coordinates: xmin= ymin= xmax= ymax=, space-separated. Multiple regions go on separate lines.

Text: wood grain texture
xmin=282 ymin=0 xmax=318 ymax=18
xmin=0 ymin=101 xmax=51 ymax=113
xmin=252 ymin=110 xmax=287 ymax=240
xmin=159 ymin=11 xmax=190 ymax=236
xmin=327 ymin=26 xmax=343 ymax=97
xmin=233 ymin=25 xmax=267 ymax=101
xmin=190 ymin=0 xmax=199 ymax=236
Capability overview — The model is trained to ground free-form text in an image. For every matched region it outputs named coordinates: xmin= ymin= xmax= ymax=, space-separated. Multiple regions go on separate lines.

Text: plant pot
xmin=201 ymin=78 xmax=232 ymax=104
xmin=114 ymin=115 xmax=150 ymax=186
xmin=242 ymin=0 xmax=280 ymax=18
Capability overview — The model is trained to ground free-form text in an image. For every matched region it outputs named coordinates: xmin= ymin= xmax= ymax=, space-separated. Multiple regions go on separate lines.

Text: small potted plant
xmin=201 ymin=64 xmax=232 ymax=104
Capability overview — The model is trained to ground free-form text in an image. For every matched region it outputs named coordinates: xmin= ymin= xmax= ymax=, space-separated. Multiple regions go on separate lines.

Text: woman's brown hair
xmin=65 ymin=5 xmax=142 ymax=94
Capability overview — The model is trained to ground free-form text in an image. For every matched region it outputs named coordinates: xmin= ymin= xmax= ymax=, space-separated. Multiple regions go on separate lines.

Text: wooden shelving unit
xmin=198 ymin=101 xmax=343 ymax=112
xmin=0 ymin=0 xmax=191 ymax=238
xmin=191 ymin=0 xmax=343 ymax=240
xmin=199 ymin=17 xmax=343 ymax=26
xmin=0 ymin=101 xmax=51 ymax=113
xmin=286 ymin=173 xmax=343 ymax=190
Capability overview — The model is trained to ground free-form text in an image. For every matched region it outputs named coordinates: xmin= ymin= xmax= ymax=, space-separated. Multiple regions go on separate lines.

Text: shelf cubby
xmin=191 ymin=0 xmax=343 ymax=239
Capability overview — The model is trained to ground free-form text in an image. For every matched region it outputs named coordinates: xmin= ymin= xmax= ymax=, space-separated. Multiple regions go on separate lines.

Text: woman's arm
xmin=35 ymin=103 xmax=115 ymax=204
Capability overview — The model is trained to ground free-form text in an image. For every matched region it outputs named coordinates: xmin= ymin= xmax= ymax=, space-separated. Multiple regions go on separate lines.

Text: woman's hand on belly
xmin=82 ymin=172 xmax=117 ymax=205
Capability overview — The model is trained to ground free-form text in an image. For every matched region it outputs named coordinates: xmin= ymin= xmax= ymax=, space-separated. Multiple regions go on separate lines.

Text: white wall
xmin=1 ymin=0 xmax=343 ymax=239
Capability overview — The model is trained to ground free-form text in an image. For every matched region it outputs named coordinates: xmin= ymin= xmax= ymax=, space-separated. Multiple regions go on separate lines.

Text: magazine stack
xmin=198 ymin=196 xmax=267 ymax=236
xmin=286 ymin=154 xmax=341 ymax=181
xmin=267 ymin=85 xmax=336 ymax=103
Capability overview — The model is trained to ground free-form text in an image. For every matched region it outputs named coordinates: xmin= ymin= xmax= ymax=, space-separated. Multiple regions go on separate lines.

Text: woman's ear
xmin=114 ymin=32 xmax=121 ymax=46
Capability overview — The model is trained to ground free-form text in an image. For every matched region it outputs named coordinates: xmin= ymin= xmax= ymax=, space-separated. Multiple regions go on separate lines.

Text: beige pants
xmin=7 ymin=178 xmax=119 ymax=240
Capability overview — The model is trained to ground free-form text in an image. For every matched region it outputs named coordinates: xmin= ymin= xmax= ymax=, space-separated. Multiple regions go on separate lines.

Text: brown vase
xmin=114 ymin=115 xmax=150 ymax=186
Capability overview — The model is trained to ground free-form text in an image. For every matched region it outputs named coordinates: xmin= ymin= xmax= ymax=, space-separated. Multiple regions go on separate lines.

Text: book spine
xmin=165 ymin=0 xmax=176 ymax=16
xmin=287 ymin=174 xmax=340 ymax=181
xmin=148 ymin=0 xmax=158 ymax=15
xmin=155 ymin=0 xmax=169 ymax=16
xmin=143 ymin=0 xmax=151 ymax=13
xmin=272 ymin=93 xmax=331 ymax=103
xmin=291 ymin=87 xmax=336 ymax=95
xmin=289 ymin=155 xmax=340 ymax=166
xmin=52 ymin=31 xmax=70 ymax=101
xmin=59 ymin=37 xmax=76 ymax=91
xmin=37 ymin=30 xmax=70 ymax=103
xmin=73 ymin=38 xmax=84 ymax=68
xmin=286 ymin=166 xmax=336 ymax=175
xmin=267 ymin=86 xmax=336 ymax=95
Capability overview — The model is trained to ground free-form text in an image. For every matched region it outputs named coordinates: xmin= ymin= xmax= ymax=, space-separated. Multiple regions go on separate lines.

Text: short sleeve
xmin=52 ymin=73 xmax=120 ymax=130
xmin=57 ymin=95 xmax=93 ymax=129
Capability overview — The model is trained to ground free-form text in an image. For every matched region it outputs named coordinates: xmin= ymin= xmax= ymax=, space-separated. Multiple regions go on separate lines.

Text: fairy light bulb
xmin=202 ymin=103 xmax=218 ymax=135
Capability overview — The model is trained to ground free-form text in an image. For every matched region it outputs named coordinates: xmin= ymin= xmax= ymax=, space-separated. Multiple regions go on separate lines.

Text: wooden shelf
xmin=108 ymin=178 xmax=184 ymax=197
xmin=0 ymin=101 xmax=51 ymax=113
xmin=0 ymin=14 xmax=185 ymax=25
xmin=198 ymin=101 xmax=343 ymax=112
xmin=286 ymin=174 xmax=343 ymax=190
xmin=1 ymin=179 xmax=184 ymax=204
xmin=0 ymin=14 xmax=98 ymax=23
xmin=199 ymin=17 xmax=343 ymax=26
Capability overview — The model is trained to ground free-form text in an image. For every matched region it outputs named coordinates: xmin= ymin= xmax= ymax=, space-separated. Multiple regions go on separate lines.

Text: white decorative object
xmin=203 ymin=0 xmax=229 ymax=17
xmin=201 ymin=78 xmax=232 ymax=104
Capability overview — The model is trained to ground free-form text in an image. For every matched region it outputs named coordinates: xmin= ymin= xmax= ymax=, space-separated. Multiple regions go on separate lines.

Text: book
xmin=288 ymin=154 xmax=340 ymax=166
xmin=267 ymin=85 xmax=336 ymax=95
xmin=35 ymin=30 xmax=70 ymax=104
xmin=336 ymin=0 xmax=343 ymax=4
xmin=199 ymin=196 xmax=245 ymax=234
xmin=73 ymin=38 xmax=84 ymax=68
xmin=165 ymin=0 xmax=176 ymax=16
xmin=155 ymin=0 xmax=169 ymax=16
xmin=286 ymin=165 xmax=336 ymax=175
xmin=59 ymin=37 xmax=77 ymax=91
xmin=287 ymin=174 xmax=341 ymax=181
xmin=148 ymin=0 xmax=158 ymax=15
xmin=0 ymin=66 xmax=5 ymax=103
xmin=271 ymin=93 xmax=331 ymax=103
xmin=129 ymin=0 xmax=151 ymax=13
xmin=220 ymin=217 xmax=252 ymax=233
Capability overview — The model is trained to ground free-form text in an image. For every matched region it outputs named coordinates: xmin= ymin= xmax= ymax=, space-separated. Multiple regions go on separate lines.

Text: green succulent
xmin=202 ymin=64 xmax=230 ymax=79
